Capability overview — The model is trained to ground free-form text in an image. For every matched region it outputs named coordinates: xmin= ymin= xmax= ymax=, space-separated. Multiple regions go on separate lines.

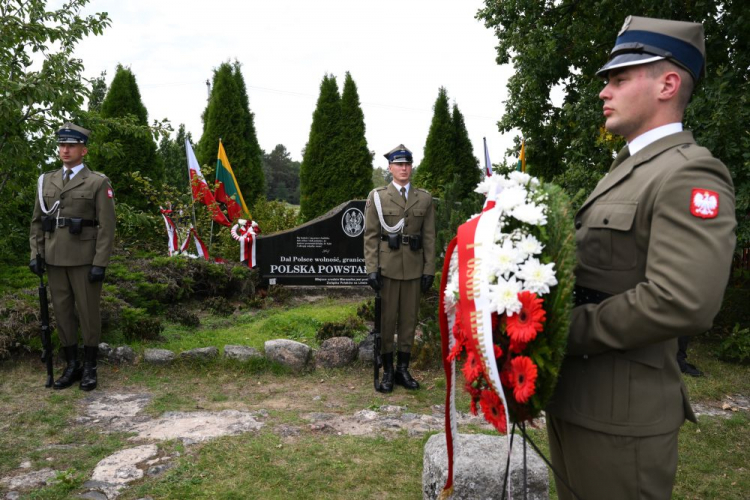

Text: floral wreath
xmin=438 ymin=170 xmax=575 ymax=498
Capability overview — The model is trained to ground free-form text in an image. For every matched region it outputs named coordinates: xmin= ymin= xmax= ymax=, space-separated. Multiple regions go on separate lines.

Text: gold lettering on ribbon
xmin=465 ymin=257 xmax=482 ymax=300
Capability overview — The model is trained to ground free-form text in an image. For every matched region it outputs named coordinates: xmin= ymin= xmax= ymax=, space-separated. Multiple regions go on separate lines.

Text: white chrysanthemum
xmin=487 ymin=238 xmax=523 ymax=279
xmin=496 ymin=185 xmax=528 ymax=213
xmin=516 ymin=258 xmax=558 ymax=295
xmin=509 ymin=171 xmax=532 ymax=187
xmin=489 ymin=276 xmax=523 ymax=316
xmin=511 ymin=202 xmax=547 ymax=225
xmin=444 ymin=276 xmax=459 ymax=309
xmin=516 ymin=234 xmax=544 ymax=259
xmin=474 ymin=176 xmax=493 ymax=195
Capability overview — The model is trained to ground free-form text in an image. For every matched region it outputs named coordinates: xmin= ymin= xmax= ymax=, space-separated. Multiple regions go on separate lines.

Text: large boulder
xmin=315 ymin=337 xmax=357 ymax=369
xmin=224 ymin=345 xmax=262 ymax=362
xmin=358 ymin=334 xmax=376 ymax=363
xmin=423 ymin=433 xmax=548 ymax=500
xmin=264 ymin=339 xmax=311 ymax=372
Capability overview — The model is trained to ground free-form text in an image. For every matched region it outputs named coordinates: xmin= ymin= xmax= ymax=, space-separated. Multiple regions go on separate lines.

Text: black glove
xmin=421 ymin=275 xmax=434 ymax=293
xmin=367 ymin=272 xmax=382 ymax=291
xmin=88 ymin=265 xmax=106 ymax=283
xmin=29 ymin=257 xmax=45 ymax=276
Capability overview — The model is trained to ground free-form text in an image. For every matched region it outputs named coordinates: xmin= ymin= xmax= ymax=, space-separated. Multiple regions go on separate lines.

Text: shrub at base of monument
xmin=422 ymin=433 xmax=548 ymax=500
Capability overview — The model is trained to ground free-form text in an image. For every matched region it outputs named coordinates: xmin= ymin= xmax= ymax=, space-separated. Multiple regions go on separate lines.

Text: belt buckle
xmin=401 ymin=235 xmax=409 ymax=245
xmin=56 ymin=215 xmax=65 ymax=228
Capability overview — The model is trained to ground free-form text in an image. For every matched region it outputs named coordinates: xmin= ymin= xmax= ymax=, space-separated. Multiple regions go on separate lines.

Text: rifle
xmin=36 ymin=254 xmax=54 ymax=388
xmin=372 ymin=281 xmax=383 ymax=392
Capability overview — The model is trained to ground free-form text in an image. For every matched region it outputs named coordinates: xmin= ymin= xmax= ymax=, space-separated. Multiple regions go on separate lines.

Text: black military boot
xmin=53 ymin=345 xmax=82 ymax=390
xmin=395 ymin=351 xmax=420 ymax=390
xmin=379 ymin=352 xmax=394 ymax=393
xmin=80 ymin=345 xmax=98 ymax=391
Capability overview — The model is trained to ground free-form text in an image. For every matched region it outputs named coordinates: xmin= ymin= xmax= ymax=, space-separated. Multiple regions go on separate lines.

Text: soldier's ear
xmin=82 ymin=146 xmax=89 ymax=156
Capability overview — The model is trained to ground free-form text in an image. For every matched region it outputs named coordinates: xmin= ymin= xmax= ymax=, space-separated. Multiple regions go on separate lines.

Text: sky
xmin=74 ymin=0 xmax=519 ymax=167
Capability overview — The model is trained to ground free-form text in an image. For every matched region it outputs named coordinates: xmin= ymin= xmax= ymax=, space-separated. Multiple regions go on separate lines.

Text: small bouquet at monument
xmin=438 ymin=170 xmax=575 ymax=497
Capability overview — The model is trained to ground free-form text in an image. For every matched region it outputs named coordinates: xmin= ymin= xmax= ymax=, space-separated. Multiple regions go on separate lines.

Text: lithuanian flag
xmin=215 ymin=140 xmax=250 ymax=222
xmin=516 ymin=139 xmax=526 ymax=172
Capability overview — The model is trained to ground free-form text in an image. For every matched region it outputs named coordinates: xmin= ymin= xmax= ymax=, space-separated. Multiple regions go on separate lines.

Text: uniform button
xmin=575 ymin=220 xmax=582 ymax=229
xmin=603 ymin=218 xmax=609 ymax=225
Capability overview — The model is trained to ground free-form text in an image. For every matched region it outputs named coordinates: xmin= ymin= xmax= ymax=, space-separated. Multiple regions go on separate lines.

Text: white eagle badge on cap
xmin=618 ymin=15 xmax=632 ymax=36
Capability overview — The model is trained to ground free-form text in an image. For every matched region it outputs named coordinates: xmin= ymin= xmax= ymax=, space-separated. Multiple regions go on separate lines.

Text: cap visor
xmin=596 ymin=54 xmax=665 ymax=77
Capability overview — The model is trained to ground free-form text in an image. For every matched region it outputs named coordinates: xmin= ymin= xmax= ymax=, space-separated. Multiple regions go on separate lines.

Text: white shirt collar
xmin=628 ymin=123 xmax=683 ymax=155
xmin=64 ymin=163 xmax=85 ymax=179
xmin=392 ymin=181 xmax=410 ymax=199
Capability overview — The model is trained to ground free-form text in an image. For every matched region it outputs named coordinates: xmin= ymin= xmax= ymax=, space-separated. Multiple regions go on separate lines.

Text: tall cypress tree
xmin=97 ymin=64 xmax=164 ymax=209
xmin=413 ymin=87 xmax=453 ymax=197
xmin=159 ymin=123 xmax=192 ymax=196
xmin=198 ymin=61 xmax=265 ymax=206
xmin=299 ymin=74 xmax=342 ymax=221
xmin=339 ymin=72 xmax=373 ymax=201
xmin=451 ymin=103 xmax=481 ymax=199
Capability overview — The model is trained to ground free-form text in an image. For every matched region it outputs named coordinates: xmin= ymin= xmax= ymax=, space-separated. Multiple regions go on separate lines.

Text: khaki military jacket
xmin=30 ymin=166 xmax=116 ymax=267
xmin=364 ymin=183 xmax=436 ymax=280
xmin=546 ymin=131 xmax=736 ymax=437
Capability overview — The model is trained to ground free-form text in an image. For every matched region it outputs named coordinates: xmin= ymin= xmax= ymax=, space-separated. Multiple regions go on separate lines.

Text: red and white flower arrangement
xmin=438 ymin=170 xmax=575 ymax=498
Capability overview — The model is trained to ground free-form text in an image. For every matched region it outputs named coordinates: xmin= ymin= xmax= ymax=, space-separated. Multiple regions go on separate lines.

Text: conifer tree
xmin=413 ymin=87 xmax=454 ymax=197
xmin=198 ymin=61 xmax=265 ymax=206
xmin=451 ymin=103 xmax=481 ymax=199
xmin=97 ymin=64 xmax=164 ymax=209
xmin=159 ymin=124 xmax=192 ymax=196
xmin=339 ymin=72 xmax=373 ymax=200
xmin=263 ymin=144 xmax=300 ymax=204
xmin=300 ymin=74 xmax=342 ymax=221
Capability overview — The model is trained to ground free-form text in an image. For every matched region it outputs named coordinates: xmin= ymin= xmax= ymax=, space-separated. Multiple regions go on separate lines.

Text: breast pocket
xmin=43 ymin=190 xmax=58 ymax=208
xmin=383 ymin=208 xmax=402 ymax=227
xmin=579 ymin=202 xmax=638 ymax=271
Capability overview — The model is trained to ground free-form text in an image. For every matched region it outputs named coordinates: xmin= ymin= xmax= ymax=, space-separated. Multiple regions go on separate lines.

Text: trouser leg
xmin=67 ymin=265 xmax=103 ymax=346
xmin=547 ymin=414 xmax=679 ymax=500
xmin=380 ymin=277 xmax=400 ymax=354
xmin=47 ymin=265 xmax=78 ymax=347
xmin=396 ymin=278 xmax=420 ymax=353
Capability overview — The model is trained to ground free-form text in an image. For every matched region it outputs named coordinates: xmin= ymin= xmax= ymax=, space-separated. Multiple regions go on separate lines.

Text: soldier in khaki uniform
xmin=29 ymin=123 xmax=116 ymax=391
xmin=364 ymin=144 xmax=435 ymax=392
xmin=545 ymin=17 xmax=736 ymax=499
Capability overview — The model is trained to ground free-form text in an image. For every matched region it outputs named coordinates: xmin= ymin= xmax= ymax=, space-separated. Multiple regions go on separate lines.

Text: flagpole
xmin=185 ymin=139 xmax=198 ymax=231
xmin=208 ymin=138 xmax=222 ymax=254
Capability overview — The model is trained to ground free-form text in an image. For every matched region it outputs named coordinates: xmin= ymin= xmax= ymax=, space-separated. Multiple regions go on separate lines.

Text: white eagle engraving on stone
xmin=342 ymin=207 xmax=365 ymax=237
xmin=693 ymin=191 xmax=718 ymax=216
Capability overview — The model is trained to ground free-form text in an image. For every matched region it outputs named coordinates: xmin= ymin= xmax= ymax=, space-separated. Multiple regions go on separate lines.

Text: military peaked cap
xmin=56 ymin=122 xmax=91 ymax=144
xmin=384 ymin=144 xmax=413 ymax=164
xmin=597 ymin=16 xmax=705 ymax=81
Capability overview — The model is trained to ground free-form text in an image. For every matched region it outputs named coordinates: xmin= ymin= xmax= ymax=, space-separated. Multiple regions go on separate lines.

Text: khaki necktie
xmin=400 ymin=186 xmax=407 ymax=203
xmin=63 ymin=169 xmax=72 ymax=186
xmin=609 ymin=146 xmax=631 ymax=173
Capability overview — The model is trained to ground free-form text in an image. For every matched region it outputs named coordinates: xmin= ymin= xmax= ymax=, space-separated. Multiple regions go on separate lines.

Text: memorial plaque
xmin=256 ymin=200 xmax=368 ymax=286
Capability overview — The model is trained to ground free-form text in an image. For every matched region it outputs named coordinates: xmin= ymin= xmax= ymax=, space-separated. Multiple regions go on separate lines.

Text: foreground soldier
xmin=364 ymin=144 xmax=435 ymax=392
xmin=545 ymin=16 xmax=736 ymax=499
xmin=29 ymin=123 xmax=116 ymax=391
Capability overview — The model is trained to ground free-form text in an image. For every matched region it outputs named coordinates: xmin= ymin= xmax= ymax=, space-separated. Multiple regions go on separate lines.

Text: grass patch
xmin=152 ymin=299 xmax=365 ymax=353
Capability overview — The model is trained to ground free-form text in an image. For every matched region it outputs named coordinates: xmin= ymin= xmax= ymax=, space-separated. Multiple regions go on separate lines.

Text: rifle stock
xmin=36 ymin=254 xmax=54 ymax=388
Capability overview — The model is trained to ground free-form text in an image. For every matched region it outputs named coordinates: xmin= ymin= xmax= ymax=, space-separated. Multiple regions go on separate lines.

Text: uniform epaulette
xmin=375 ymin=186 xmax=388 ymax=191
xmin=415 ymin=188 xmax=431 ymax=195
xmin=93 ymin=171 xmax=108 ymax=178
xmin=676 ymin=143 xmax=711 ymax=161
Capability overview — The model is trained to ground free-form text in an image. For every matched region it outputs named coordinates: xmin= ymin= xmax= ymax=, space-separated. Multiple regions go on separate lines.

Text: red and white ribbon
xmin=160 ymin=208 xmax=180 ymax=257
xmin=231 ymin=220 xmax=259 ymax=268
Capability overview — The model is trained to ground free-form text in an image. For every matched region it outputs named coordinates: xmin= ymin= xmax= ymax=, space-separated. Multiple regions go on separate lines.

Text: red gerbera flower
xmin=506 ymin=291 xmax=546 ymax=343
xmin=479 ymin=389 xmax=507 ymax=434
xmin=509 ymin=337 xmax=528 ymax=354
xmin=509 ymin=356 xmax=538 ymax=404
xmin=461 ymin=349 xmax=483 ymax=382
xmin=493 ymin=344 xmax=503 ymax=360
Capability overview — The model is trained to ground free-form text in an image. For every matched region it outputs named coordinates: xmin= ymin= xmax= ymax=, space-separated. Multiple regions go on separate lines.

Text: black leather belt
xmin=56 ymin=218 xmax=97 ymax=228
xmin=574 ymin=285 xmax=613 ymax=306
xmin=381 ymin=234 xmax=416 ymax=244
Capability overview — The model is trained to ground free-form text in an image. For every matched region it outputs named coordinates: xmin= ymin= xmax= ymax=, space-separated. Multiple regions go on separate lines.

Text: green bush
xmin=121 ymin=307 xmax=163 ymax=341
xmin=315 ymin=317 xmax=365 ymax=343
xmin=165 ymin=306 xmax=200 ymax=328
xmin=716 ymin=324 xmax=750 ymax=364
xmin=203 ymin=296 xmax=234 ymax=316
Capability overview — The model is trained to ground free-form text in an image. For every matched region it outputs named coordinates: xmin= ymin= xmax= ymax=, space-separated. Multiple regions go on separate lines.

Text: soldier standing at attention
xmin=545 ymin=17 xmax=736 ymax=499
xmin=29 ymin=123 xmax=116 ymax=391
xmin=364 ymin=144 xmax=435 ymax=392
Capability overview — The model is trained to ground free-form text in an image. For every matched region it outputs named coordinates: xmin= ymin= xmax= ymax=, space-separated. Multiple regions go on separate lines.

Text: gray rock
xmin=358 ymin=334 xmax=376 ymax=363
xmin=98 ymin=342 xmax=112 ymax=359
xmin=223 ymin=345 xmax=262 ymax=361
xmin=78 ymin=491 xmax=108 ymax=500
xmin=0 ymin=468 xmax=57 ymax=490
xmin=180 ymin=346 xmax=219 ymax=360
xmin=423 ymin=433 xmax=548 ymax=500
xmin=146 ymin=464 xmax=172 ymax=476
xmin=264 ymin=339 xmax=311 ymax=372
xmin=5 ymin=491 xmax=20 ymax=500
xmin=110 ymin=346 xmax=136 ymax=364
xmin=143 ymin=349 xmax=175 ymax=365
xmin=314 ymin=337 xmax=357 ymax=369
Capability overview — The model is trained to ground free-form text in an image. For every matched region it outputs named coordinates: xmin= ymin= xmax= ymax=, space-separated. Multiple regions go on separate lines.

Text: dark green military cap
xmin=56 ymin=122 xmax=91 ymax=144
